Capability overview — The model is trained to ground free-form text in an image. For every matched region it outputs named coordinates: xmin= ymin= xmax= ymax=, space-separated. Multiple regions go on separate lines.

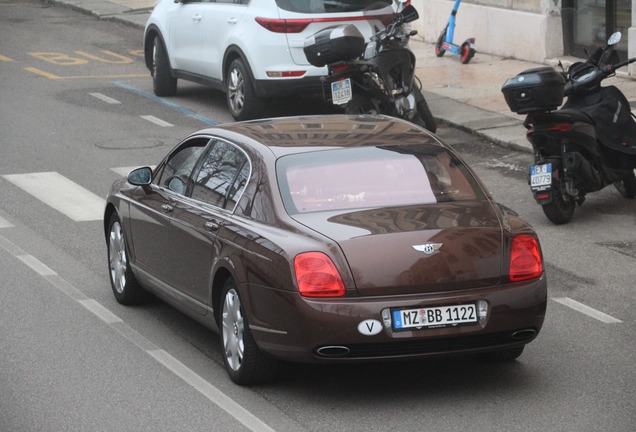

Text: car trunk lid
xmin=291 ymin=201 xmax=504 ymax=296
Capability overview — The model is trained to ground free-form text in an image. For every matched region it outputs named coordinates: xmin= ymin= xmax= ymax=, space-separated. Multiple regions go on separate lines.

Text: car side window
xmin=190 ymin=140 xmax=249 ymax=210
xmin=156 ymin=141 xmax=208 ymax=195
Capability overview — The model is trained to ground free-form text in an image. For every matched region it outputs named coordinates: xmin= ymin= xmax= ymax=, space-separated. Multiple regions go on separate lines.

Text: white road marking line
xmin=89 ymin=92 xmax=121 ymax=104
xmin=553 ymin=297 xmax=622 ymax=324
xmin=2 ymin=172 xmax=105 ymax=221
xmin=78 ymin=299 xmax=123 ymax=324
xmin=0 ymin=234 xmax=278 ymax=432
xmin=0 ymin=215 xmax=14 ymax=228
xmin=141 ymin=115 xmax=173 ymax=127
xmin=148 ymin=349 xmax=276 ymax=432
xmin=17 ymin=254 xmax=57 ymax=276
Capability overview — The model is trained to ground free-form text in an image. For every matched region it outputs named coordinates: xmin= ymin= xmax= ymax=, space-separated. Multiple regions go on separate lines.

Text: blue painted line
xmin=112 ymin=81 xmax=219 ymax=126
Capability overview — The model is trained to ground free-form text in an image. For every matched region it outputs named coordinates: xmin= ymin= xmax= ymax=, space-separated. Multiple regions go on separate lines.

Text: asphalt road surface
xmin=1 ymin=1 xmax=635 ymax=431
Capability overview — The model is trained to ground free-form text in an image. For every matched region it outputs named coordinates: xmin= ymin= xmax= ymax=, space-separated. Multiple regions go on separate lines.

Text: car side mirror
xmin=127 ymin=166 xmax=152 ymax=186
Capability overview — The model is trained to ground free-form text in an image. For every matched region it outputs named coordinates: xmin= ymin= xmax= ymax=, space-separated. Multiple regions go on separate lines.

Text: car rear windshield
xmin=275 ymin=0 xmax=392 ymax=14
xmin=277 ymin=145 xmax=486 ymax=215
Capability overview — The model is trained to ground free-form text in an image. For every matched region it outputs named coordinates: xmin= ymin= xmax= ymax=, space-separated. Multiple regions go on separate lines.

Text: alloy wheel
xmin=227 ymin=67 xmax=245 ymax=115
xmin=222 ymin=288 xmax=244 ymax=372
xmin=109 ymin=221 xmax=127 ymax=294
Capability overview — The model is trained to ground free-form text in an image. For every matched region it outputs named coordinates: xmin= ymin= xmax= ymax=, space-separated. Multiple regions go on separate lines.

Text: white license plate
xmin=392 ymin=304 xmax=477 ymax=330
xmin=331 ymin=78 xmax=352 ymax=105
xmin=530 ymin=163 xmax=552 ymax=189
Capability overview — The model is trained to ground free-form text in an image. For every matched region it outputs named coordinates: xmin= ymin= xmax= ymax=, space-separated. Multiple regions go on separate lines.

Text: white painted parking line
xmin=78 ymin=299 xmax=123 ymax=324
xmin=89 ymin=92 xmax=121 ymax=104
xmin=2 ymin=172 xmax=105 ymax=221
xmin=0 ymin=215 xmax=14 ymax=228
xmin=553 ymin=297 xmax=622 ymax=324
xmin=148 ymin=350 xmax=276 ymax=432
xmin=0 ymin=232 xmax=278 ymax=432
xmin=17 ymin=254 xmax=57 ymax=276
xmin=141 ymin=115 xmax=173 ymax=127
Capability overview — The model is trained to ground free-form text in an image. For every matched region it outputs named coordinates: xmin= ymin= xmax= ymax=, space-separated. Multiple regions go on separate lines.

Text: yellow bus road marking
xmin=0 ymin=54 xmax=14 ymax=62
xmin=24 ymin=67 xmax=147 ymax=80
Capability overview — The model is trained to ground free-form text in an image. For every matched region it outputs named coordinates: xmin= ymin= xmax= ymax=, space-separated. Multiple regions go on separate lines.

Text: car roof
xmin=192 ymin=115 xmax=442 ymax=158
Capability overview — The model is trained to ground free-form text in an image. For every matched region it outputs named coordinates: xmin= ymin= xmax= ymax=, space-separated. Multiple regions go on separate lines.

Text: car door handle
xmin=162 ymin=204 xmax=174 ymax=214
xmin=192 ymin=14 xmax=202 ymax=21
xmin=204 ymin=221 xmax=220 ymax=232
xmin=227 ymin=17 xmax=238 ymax=24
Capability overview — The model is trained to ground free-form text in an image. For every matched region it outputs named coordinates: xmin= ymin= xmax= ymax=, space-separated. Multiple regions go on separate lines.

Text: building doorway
xmin=562 ymin=0 xmax=631 ymax=58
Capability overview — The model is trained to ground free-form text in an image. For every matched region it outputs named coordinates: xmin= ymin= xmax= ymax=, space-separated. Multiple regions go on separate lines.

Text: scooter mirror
xmin=607 ymin=32 xmax=621 ymax=46
xmin=401 ymin=4 xmax=419 ymax=23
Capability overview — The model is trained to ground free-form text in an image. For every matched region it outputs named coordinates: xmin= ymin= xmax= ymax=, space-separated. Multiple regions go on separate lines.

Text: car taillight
xmin=509 ymin=235 xmax=543 ymax=282
xmin=255 ymin=17 xmax=312 ymax=33
xmin=266 ymin=71 xmax=307 ymax=78
xmin=294 ymin=252 xmax=346 ymax=297
xmin=331 ymin=63 xmax=351 ymax=74
xmin=545 ymin=123 xmax=573 ymax=133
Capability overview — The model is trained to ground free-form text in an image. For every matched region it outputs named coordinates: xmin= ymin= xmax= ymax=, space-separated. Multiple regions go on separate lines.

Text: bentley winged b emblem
xmin=413 ymin=243 xmax=443 ymax=255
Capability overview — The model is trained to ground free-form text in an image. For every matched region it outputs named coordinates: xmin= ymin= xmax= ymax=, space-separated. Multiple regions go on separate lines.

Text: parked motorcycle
xmin=303 ymin=4 xmax=436 ymax=133
xmin=502 ymin=32 xmax=636 ymax=224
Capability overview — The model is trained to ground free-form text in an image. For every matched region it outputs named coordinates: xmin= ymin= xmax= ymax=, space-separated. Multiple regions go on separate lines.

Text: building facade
xmin=413 ymin=0 xmax=635 ymax=77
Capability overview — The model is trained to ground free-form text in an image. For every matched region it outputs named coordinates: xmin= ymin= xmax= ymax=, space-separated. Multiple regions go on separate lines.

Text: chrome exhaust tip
xmin=316 ymin=346 xmax=350 ymax=358
xmin=511 ymin=329 xmax=537 ymax=341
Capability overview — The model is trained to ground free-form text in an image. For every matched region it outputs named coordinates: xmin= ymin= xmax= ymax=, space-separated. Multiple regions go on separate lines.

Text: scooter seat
xmin=530 ymin=109 xmax=595 ymax=125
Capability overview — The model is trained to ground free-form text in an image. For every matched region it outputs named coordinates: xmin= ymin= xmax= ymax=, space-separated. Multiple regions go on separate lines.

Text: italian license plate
xmin=530 ymin=163 xmax=552 ymax=190
xmin=331 ymin=78 xmax=352 ymax=105
xmin=392 ymin=304 xmax=477 ymax=330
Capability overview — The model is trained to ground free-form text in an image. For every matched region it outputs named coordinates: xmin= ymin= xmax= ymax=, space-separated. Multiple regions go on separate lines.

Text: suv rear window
xmin=275 ymin=0 xmax=392 ymax=13
xmin=277 ymin=146 xmax=485 ymax=215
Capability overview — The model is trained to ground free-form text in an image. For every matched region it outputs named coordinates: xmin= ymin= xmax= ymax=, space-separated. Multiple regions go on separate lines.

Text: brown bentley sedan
xmin=104 ymin=115 xmax=546 ymax=385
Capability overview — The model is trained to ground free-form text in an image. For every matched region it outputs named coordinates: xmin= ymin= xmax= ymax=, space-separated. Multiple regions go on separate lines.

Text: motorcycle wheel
xmin=541 ymin=184 xmax=575 ymax=225
xmin=613 ymin=170 xmax=636 ymax=198
xmin=435 ymin=29 xmax=446 ymax=57
xmin=415 ymin=99 xmax=436 ymax=133
xmin=344 ymin=96 xmax=377 ymax=115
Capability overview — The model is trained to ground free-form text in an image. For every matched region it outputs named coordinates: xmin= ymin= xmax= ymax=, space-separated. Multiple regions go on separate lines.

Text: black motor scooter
xmin=502 ymin=32 xmax=636 ymax=224
xmin=303 ymin=4 xmax=436 ymax=133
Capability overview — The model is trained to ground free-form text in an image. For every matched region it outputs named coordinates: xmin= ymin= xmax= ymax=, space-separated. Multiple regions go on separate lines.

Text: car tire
xmin=152 ymin=35 xmax=177 ymax=97
xmin=476 ymin=346 xmax=525 ymax=362
xmin=415 ymin=99 xmax=436 ymax=133
xmin=107 ymin=213 xmax=151 ymax=305
xmin=226 ymin=59 xmax=263 ymax=121
xmin=220 ymin=278 xmax=278 ymax=385
xmin=344 ymin=95 xmax=377 ymax=115
xmin=613 ymin=170 xmax=636 ymax=198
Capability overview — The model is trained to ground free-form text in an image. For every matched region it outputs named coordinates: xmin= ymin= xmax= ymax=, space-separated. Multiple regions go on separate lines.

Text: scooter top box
xmin=304 ymin=25 xmax=366 ymax=68
xmin=502 ymin=67 xmax=566 ymax=114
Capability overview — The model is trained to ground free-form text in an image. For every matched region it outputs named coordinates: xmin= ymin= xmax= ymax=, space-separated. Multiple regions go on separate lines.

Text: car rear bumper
xmin=242 ymin=275 xmax=548 ymax=363
xmin=253 ymin=76 xmax=326 ymax=98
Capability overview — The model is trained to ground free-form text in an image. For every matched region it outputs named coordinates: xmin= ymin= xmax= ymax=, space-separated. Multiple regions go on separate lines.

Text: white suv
xmin=143 ymin=0 xmax=399 ymax=121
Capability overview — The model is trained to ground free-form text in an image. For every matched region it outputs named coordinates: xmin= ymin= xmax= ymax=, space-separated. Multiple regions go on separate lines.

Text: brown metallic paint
xmin=104 ymin=115 xmax=547 ymax=365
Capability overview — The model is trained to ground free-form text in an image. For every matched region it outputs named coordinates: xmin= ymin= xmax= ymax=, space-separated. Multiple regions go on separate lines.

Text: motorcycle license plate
xmin=530 ymin=163 xmax=552 ymax=190
xmin=331 ymin=78 xmax=352 ymax=105
xmin=392 ymin=304 xmax=477 ymax=330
